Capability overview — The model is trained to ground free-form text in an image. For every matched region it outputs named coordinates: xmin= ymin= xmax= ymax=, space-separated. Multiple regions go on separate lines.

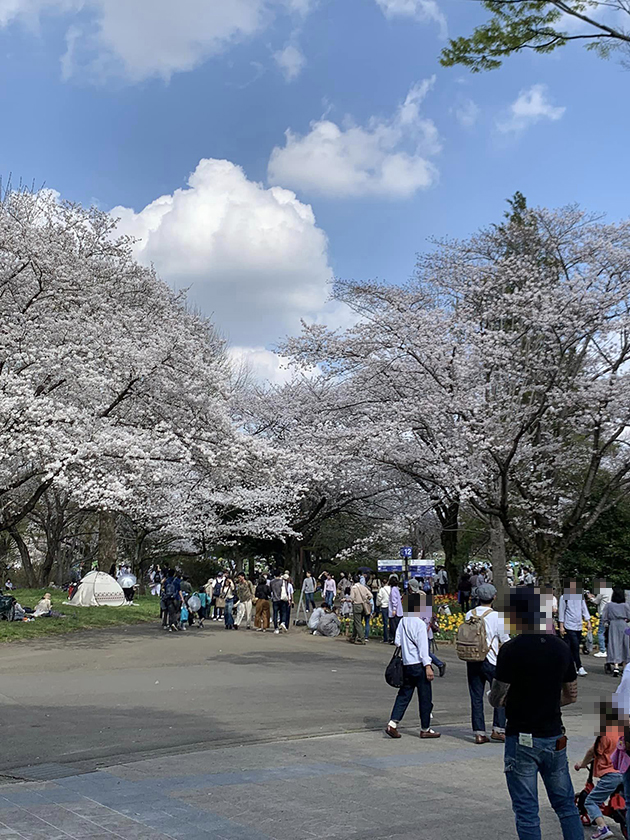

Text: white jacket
xmin=377 ymin=585 xmax=391 ymax=610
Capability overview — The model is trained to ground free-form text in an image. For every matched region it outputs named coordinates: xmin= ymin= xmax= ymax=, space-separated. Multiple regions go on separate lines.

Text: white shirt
xmin=594 ymin=588 xmax=613 ymax=616
xmin=377 ymin=585 xmax=391 ymax=610
xmin=395 ymin=616 xmax=432 ymax=667
xmin=613 ymin=666 xmax=630 ymax=717
xmin=464 ymin=606 xmax=510 ymax=666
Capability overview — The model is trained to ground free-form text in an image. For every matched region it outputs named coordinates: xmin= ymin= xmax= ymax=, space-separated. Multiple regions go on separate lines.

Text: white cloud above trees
xmin=497 ymin=84 xmax=566 ymax=134
xmin=0 ymin=0 xmax=311 ymax=81
xmin=111 ymin=158 xmax=334 ymax=349
xmin=375 ymin=0 xmax=447 ymax=36
xmin=267 ymin=77 xmax=441 ymax=198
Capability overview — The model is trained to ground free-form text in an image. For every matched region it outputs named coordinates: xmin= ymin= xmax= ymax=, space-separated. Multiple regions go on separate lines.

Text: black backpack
xmin=213 ymin=579 xmax=223 ymax=598
xmin=163 ymin=580 xmax=177 ymax=600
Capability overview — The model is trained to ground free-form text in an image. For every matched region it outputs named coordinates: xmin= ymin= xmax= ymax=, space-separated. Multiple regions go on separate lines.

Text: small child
xmin=574 ymin=704 xmax=624 ymax=840
xmin=196 ymin=589 xmax=208 ymax=628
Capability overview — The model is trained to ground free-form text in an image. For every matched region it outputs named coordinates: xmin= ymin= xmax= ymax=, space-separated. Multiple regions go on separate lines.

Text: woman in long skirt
xmin=602 ymin=587 xmax=630 ymax=677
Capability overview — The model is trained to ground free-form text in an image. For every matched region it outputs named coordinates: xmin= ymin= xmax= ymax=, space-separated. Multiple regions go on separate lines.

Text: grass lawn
xmin=0 ymin=589 xmax=160 ymax=643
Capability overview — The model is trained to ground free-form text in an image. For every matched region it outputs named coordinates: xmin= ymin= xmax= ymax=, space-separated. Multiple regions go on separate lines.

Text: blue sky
xmin=1 ymin=0 xmax=628 ymax=379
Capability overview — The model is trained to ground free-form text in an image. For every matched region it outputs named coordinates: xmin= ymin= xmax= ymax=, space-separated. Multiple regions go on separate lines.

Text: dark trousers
xmin=467 ymin=659 xmax=506 ymax=734
xmin=389 ymin=614 xmax=401 ymax=643
xmin=390 ymin=663 xmax=433 ymax=729
xmin=564 ymin=629 xmax=582 ymax=669
xmin=381 ymin=607 xmax=389 ymax=642
xmin=162 ymin=598 xmax=179 ymax=627
xmin=272 ymin=600 xmax=282 ymax=629
xmin=459 ymin=593 xmax=470 ymax=612
xmin=280 ymin=601 xmax=291 ymax=627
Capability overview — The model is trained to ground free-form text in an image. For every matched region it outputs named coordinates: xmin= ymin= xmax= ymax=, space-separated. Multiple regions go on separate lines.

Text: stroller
xmin=0 ymin=594 xmax=16 ymax=621
xmin=575 ymin=763 xmax=627 ymax=838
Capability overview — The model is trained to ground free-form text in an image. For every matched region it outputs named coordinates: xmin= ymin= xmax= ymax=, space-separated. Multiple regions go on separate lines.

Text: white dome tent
xmin=66 ymin=571 xmax=125 ymax=607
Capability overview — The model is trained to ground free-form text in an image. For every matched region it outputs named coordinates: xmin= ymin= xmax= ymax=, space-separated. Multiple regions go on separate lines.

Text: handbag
xmin=385 ymin=646 xmax=404 ymax=688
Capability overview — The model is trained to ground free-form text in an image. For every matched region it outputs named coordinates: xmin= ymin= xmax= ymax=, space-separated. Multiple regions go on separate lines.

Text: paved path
xmin=0 ymin=622 xmax=616 ymax=838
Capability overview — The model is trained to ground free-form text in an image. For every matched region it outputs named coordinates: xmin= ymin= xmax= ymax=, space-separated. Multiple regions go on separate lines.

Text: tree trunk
xmin=248 ymin=555 xmax=255 ymax=580
xmin=489 ymin=515 xmax=509 ymax=604
xmin=437 ymin=501 xmax=459 ymax=593
xmin=8 ymin=525 xmax=37 ymax=588
xmin=97 ymin=512 xmax=118 ymax=572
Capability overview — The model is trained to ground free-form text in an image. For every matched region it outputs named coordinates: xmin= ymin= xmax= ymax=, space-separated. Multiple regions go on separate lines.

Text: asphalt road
xmin=0 ymin=621 xmax=612 ymax=778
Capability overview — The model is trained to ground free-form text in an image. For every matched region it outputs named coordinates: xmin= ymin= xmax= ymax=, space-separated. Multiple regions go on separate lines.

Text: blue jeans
xmin=305 ymin=592 xmax=315 ymax=612
xmin=363 ymin=613 xmax=370 ymax=639
xmin=585 ymin=771 xmax=624 ymax=821
xmin=390 ymin=663 xmax=433 ymax=730
xmin=466 ymin=660 xmax=506 ymax=734
xmin=224 ymin=599 xmax=234 ymax=628
xmin=381 ymin=607 xmax=389 ymax=642
xmin=324 ymin=590 xmax=334 ymax=607
xmin=504 ymin=735 xmax=583 ymax=840
xmin=598 ymin=620 xmax=607 ymax=654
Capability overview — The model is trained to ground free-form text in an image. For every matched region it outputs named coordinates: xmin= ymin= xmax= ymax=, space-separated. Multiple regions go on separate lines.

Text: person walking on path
xmin=458 ymin=572 xmax=472 ymax=613
xmin=385 ymin=591 xmax=440 ymax=740
xmin=465 ymin=583 xmax=510 ymax=744
xmin=270 ymin=571 xmax=284 ymax=633
xmin=221 ymin=575 xmax=235 ymax=630
xmin=302 ymin=571 xmax=316 ymax=613
xmin=388 ymin=575 xmax=403 ymax=645
xmin=590 ymin=579 xmax=613 ymax=658
xmin=490 ymin=587 xmax=582 ymax=840
xmin=377 ymin=579 xmax=392 ymax=644
xmin=573 ymin=703 xmax=623 ymax=840
xmin=323 ymin=573 xmax=337 ymax=608
xmin=558 ymin=579 xmax=591 ymax=676
xmin=234 ymin=572 xmax=255 ymax=630
xmin=349 ymin=574 xmax=372 ymax=645
xmin=601 ymin=586 xmax=630 ymax=677
xmin=436 ymin=566 xmax=448 ymax=595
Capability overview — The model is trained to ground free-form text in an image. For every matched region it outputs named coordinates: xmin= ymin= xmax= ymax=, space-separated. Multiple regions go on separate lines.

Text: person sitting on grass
xmin=33 ymin=593 xmax=52 ymax=617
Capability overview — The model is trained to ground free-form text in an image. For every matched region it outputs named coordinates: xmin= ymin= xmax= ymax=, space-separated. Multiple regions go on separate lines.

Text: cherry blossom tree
xmin=284 ymin=201 xmax=630 ymax=584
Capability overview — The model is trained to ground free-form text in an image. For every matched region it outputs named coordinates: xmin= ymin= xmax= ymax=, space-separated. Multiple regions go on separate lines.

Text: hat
xmin=282 ymin=573 xmax=290 ymax=580
xmin=408 ymin=578 xmax=422 ymax=593
xmin=477 ymin=583 xmax=497 ymax=603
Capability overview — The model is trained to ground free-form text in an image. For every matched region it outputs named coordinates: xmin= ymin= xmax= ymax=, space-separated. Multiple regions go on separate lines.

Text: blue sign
xmin=399 ymin=546 xmax=413 ymax=559
xmin=409 ymin=563 xmax=435 ymax=578
xmin=378 ymin=560 xmax=404 ymax=573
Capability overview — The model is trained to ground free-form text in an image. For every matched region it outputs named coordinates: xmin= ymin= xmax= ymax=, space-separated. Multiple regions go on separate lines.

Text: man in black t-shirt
xmin=490 ymin=588 xmax=583 ymax=840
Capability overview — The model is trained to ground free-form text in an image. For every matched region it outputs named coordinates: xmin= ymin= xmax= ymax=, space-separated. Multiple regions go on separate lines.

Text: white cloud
xmin=267 ymin=77 xmax=441 ymax=199
xmin=375 ymin=0 xmax=446 ymax=37
xmin=229 ymin=346 xmax=295 ymax=385
xmin=452 ymin=96 xmax=480 ymax=128
xmin=273 ymin=42 xmax=306 ymax=81
xmin=0 ymin=0 xmax=311 ymax=81
xmin=111 ymin=158 xmax=334 ymax=348
xmin=497 ymin=84 xmax=566 ymax=134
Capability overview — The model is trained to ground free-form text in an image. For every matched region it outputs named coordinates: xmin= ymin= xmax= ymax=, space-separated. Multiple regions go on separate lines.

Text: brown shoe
xmin=491 ymin=732 xmax=506 ymax=743
xmin=385 ymin=725 xmax=401 ymax=739
xmin=475 ymin=734 xmax=491 ymax=745
xmin=420 ymin=729 xmax=441 ymax=739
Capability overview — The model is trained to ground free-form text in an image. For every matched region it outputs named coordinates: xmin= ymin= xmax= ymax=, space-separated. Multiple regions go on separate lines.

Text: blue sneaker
xmin=592 ymin=826 xmax=614 ymax=840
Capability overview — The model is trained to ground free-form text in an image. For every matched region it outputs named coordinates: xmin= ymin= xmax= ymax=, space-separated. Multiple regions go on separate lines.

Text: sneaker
xmin=274 ymin=629 xmax=280 ymax=634
xmin=593 ymin=651 xmax=607 ymax=658
xmin=578 ymin=667 xmax=588 ymax=676
xmin=279 ymin=622 xmax=287 ymax=632
xmin=591 ymin=826 xmax=614 ymax=840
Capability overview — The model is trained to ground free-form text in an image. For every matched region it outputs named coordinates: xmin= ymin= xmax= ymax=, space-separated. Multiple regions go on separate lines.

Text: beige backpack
xmin=456 ymin=608 xmax=493 ymax=662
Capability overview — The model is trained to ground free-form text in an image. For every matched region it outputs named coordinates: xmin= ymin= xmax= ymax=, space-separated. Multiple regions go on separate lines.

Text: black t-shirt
xmin=494 ymin=633 xmax=577 ymax=738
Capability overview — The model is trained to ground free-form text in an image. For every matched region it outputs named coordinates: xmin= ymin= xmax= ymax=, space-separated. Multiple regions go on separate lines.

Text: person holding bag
xmin=385 ymin=590 xmax=440 ymax=739
xmin=349 ymin=574 xmax=372 ymax=646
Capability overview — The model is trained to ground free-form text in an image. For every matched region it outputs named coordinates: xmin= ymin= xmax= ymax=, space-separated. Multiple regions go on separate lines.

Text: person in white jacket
xmin=377 ymin=582 xmax=392 ymax=644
